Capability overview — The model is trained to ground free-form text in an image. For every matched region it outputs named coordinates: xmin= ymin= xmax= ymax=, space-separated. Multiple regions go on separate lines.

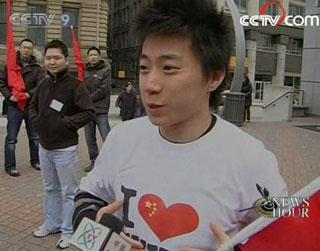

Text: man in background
xmin=115 ymin=82 xmax=137 ymax=121
xmin=241 ymin=74 xmax=253 ymax=122
xmin=0 ymin=38 xmax=44 ymax=177
xmin=83 ymin=46 xmax=111 ymax=172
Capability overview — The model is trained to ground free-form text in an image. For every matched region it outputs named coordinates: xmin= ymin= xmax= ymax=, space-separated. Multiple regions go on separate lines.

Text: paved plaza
xmin=0 ymin=98 xmax=319 ymax=250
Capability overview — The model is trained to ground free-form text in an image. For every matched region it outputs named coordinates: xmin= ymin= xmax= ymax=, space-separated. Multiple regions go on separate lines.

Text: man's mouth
xmin=147 ymin=103 xmax=165 ymax=114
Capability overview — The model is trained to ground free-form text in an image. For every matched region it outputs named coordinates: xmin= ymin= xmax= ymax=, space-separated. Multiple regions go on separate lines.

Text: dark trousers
xmin=84 ymin=114 xmax=110 ymax=161
xmin=4 ymin=105 xmax=39 ymax=171
xmin=244 ymin=106 xmax=251 ymax=121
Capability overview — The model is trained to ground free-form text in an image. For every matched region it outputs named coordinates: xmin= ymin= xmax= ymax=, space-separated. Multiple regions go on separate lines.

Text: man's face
xmin=139 ymin=35 xmax=223 ymax=129
xmin=20 ymin=41 xmax=33 ymax=59
xmin=44 ymin=48 xmax=68 ymax=76
xmin=126 ymin=84 xmax=133 ymax=93
xmin=88 ymin=50 xmax=100 ymax=65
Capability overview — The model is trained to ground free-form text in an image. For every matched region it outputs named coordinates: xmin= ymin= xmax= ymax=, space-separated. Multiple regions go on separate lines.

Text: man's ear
xmin=208 ymin=70 xmax=225 ymax=92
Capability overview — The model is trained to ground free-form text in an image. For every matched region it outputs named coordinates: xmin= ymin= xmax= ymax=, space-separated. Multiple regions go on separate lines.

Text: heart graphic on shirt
xmin=138 ymin=194 xmax=199 ymax=242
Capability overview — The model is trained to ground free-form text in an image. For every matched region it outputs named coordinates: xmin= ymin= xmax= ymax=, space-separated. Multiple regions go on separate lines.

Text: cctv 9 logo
xmin=61 ymin=13 xmax=75 ymax=27
xmin=9 ymin=13 xmax=75 ymax=27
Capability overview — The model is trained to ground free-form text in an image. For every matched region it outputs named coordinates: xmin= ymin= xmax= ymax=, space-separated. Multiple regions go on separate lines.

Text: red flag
xmin=70 ymin=26 xmax=85 ymax=81
xmin=6 ymin=0 xmax=27 ymax=110
xmin=217 ymin=178 xmax=320 ymax=251
xmin=239 ymin=191 xmax=320 ymax=251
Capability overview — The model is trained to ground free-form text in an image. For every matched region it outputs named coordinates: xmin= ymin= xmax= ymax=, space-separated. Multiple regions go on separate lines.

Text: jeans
xmin=244 ymin=106 xmax=251 ymax=121
xmin=39 ymin=145 xmax=79 ymax=236
xmin=4 ymin=105 xmax=39 ymax=171
xmin=84 ymin=114 xmax=110 ymax=161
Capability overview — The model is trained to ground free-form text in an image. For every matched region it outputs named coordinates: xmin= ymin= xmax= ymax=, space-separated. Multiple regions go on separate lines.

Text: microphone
xmin=70 ymin=214 xmax=131 ymax=251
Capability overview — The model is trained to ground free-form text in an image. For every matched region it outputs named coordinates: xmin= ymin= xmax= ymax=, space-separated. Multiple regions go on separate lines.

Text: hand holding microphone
xmin=71 ymin=201 xmax=144 ymax=251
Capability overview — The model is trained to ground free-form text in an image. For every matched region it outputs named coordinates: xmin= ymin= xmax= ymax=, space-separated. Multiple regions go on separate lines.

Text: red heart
xmin=138 ymin=194 xmax=199 ymax=242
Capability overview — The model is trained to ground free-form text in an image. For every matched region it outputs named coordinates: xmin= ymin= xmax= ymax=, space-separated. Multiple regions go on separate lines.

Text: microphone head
xmin=99 ymin=213 xmax=124 ymax=234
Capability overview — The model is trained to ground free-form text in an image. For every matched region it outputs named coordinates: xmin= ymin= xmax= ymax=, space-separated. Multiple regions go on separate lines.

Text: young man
xmin=241 ymin=75 xmax=253 ymax=122
xmin=83 ymin=46 xmax=111 ymax=172
xmin=0 ymin=38 xmax=44 ymax=177
xmin=29 ymin=40 xmax=94 ymax=249
xmin=73 ymin=1 xmax=287 ymax=250
xmin=115 ymin=82 xmax=137 ymax=121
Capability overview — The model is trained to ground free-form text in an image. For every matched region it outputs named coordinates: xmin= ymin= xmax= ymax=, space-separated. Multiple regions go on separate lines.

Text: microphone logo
xmin=71 ymin=217 xmax=114 ymax=251
xmin=77 ymin=222 xmax=103 ymax=249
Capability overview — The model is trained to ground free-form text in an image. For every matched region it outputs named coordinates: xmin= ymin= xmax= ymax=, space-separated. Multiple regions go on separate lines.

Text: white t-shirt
xmin=80 ymin=116 xmax=287 ymax=251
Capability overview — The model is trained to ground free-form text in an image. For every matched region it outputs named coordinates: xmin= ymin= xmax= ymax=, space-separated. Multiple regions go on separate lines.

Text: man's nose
xmin=142 ymin=70 xmax=162 ymax=94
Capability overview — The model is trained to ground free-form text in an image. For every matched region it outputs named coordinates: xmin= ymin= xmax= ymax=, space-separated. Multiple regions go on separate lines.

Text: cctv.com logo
xmin=240 ymin=2 xmax=320 ymax=27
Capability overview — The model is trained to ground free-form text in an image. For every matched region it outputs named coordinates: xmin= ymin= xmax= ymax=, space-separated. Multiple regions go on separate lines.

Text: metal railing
xmin=263 ymin=89 xmax=304 ymax=109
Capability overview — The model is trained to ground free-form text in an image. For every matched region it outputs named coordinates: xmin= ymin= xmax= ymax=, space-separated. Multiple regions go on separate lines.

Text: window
xmin=125 ymin=7 xmax=129 ymax=23
xmin=286 ymin=38 xmax=303 ymax=55
xmin=133 ymin=2 xmax=137 ymax=17
xmin=61 ymin=7 xmax=79 ymax=47
xmin=27 ymin=4 xmax=46 ymax=46
xmin=116 ymin=11 xmax=120 ymax=26
xmin=257 ymin=34 xmax=273 ymax=51
xmin=254 ymin=75 xmax=272 ymax=100
xmin=253 ymin=81 xmax=264 ymax=100
xmin=289 ymin=4 xmax=305 ymax=16
xmin=0 ymin=2 xmax=6 ymax=44
xmin=284 ymin=76 xmax=300 ymax=88
xmin=122 ymin=8 xmax=125 ymax=24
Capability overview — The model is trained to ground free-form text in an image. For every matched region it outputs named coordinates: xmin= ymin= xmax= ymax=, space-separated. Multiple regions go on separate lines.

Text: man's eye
xmin=139 ymin=65 xmax=148 ymax=71
xmin=163 ymin=65 xmax=178 ymax=72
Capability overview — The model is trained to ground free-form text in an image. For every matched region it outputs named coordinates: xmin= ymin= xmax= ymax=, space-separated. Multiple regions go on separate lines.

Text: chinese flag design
xmin=139 ymin=194 xmax=199 ymax=242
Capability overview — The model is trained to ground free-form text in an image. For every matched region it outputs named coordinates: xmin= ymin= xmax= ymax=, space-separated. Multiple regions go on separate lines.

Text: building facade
xmin=107 ymin=0 xmax=305 ymax=103
xmin=300 ymin=0 xmax=320 ymax=115
xmin=0 ymin=0 xmax=109 ymax=73
xmin=107 ymin=0 xmax=153 ymax=87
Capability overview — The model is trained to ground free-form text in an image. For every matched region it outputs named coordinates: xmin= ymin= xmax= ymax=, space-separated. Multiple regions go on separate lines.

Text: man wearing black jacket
xmin=0 ymin=38 xmax=44 ymax=177
xmin=83 ymin=46 xmax=111 ymax=172
xmin=29 ymin=40 xmax=94 ymax=249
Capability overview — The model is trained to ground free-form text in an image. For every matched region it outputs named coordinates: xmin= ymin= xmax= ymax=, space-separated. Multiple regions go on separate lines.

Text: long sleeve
xmin=28 ymin=67 xmax=45 ymax=97
xmin=73 ymin=190 xmax=108 ymax=230
xmin=0 ymin=65 xmax=12 ymax=99
xmin=62 ymin=84 xmax=95 ymax=129
xmin=90 ymin=69 xmax=111 ymax=102
xmin=28 ymin=84 xmax=40 ymax=127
